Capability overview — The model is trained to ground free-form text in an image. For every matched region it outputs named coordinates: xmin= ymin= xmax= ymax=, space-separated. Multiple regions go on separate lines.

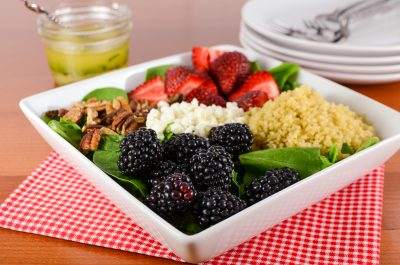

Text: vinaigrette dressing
xmin=37 ymin=2 xmax=132 ymax=86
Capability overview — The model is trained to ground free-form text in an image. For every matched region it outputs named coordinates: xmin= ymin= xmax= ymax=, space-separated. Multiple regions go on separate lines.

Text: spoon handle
xmin=21 ymin=0 xmax=59 ymax=24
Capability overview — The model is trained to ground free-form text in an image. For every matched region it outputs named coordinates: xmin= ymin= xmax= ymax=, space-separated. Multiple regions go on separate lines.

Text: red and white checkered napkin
xmin=0 ymin=152 xmax=384 ymax=264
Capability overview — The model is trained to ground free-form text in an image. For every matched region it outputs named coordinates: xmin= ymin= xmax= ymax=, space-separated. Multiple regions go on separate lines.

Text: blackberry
xmin=146 ymin=173 xmax=197 ymax=217
xmin=188 ymin=146 xmax=233 ymax=190
xmin=117 ymin=128 xmax=162 ymax=176
xmin=195 ymin=187 xmax=246 ymax=227
xmin=209 ymin=123 xmax=253 ymax=155
xmin=148 ymin=160 xmax=186 ymax=186
xmin=163 ymin=133 xmax=210 ymax=164
xmin=246 ymin=167 xmax=300 ymax=205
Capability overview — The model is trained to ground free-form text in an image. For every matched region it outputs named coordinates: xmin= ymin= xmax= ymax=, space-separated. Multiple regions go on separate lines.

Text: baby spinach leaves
xmin=250 ymin=61 xmax=263 ymax=73
xmin=327 ymin=144 xmax=339 ymax=163
xmin=41 ymin=113 xmax=54 ymax=124
xmin=48 ymin=118 xmax=82 ymax=148
xmin=172 ymin=213 xmax=202 ymax=235
xmin=239 ymin=147 xmax=332 ymax=179
xmin=162 ymin=122 xmax=174 ymax=142
xmin=231 ymin=170 xmax=254 ymax=198
xmin=82 ymin=87 xmax=127 ymax=101
xmin=249 ymin=62 xmax=301 ymax=91
xmin=99 ymin=134 xmax=124 ymax=151
xmin=341 ymin=143 xmax=354 ymax=155
xmin=93 ymin=150 xmax=149 ymax=198
xmin=145 ymin=64 xmax=173 ymax=81
xmin=92 ymin=134 xmax=149 ymax=198
xmin=269 ymin=63 xmax=300 ymax=92
xmin=356 ymin=137 xmax=379 ymax=152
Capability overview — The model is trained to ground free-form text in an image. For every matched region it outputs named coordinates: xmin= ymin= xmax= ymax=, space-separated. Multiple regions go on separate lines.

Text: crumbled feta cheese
xmin=146 ymin=99 xmax=246 ymax=139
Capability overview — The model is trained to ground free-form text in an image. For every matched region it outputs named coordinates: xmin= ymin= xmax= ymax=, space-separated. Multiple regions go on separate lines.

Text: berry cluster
xmin=129 ymin=47 xmax=280 ymax=111
xmin=118 ymin=124 xmax=300 ymax=230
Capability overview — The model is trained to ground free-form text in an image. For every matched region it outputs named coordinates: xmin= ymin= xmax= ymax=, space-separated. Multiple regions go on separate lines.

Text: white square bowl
xmin=19 ymin=45 xmax=400 ymax=263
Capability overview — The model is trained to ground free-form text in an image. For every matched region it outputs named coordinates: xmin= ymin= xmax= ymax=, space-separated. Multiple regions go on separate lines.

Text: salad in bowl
xmin=41 ymin=45 xmax=379 ymax=235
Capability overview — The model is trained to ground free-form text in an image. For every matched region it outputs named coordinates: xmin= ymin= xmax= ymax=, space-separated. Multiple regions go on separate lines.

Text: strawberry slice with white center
xmin=192 ymin=46 xmax=224 ymax=71
xmin=192 ymin=46 xmax=210 ymax=71
xmin=176 ymin=74 xmax=209 ymax=96
xmin=128 ymin=76 xmax=168 ymax=104
xmin=208 ymin=49 xmax=225 ymax=63
xmin=228 ymin=71 xmax=279 ymax=102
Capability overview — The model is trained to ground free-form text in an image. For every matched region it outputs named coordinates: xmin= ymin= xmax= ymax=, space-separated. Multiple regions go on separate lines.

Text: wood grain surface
xmin=0 ymin=1 xmax=399 ymax=264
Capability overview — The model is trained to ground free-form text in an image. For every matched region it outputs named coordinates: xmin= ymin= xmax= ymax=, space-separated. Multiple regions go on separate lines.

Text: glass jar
xmin=37 ymin=1 xmax=132 ymax=86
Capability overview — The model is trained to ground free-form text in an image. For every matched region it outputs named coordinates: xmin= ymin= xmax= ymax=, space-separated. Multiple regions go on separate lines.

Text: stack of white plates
xmin=240 ymin=0 xmax=400 ymax=84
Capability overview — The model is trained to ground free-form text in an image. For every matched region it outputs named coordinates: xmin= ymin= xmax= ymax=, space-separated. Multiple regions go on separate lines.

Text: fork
xmin=270 ymin=20 xmax=346 ymax=43
xmin=302 ymin=0 xmax=394 ymax=42
xmin=272 ymin=0 xmax=399 ymax=43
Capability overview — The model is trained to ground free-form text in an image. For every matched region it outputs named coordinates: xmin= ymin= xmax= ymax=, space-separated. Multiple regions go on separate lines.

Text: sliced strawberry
xmin=165 ymin=66 xmax=193 ymax=95
xmin=192 ymin=46 xmax=209 ymax=71
xmin=199 ymin=79 xmax=218 ymax=94
xmin=128 ymin=76 xmax=167 ymax=104
xmin=185 ymin=86 xmax=226 ymax=107
xmin=210 ymin=51 xmax=251 ymax=95
xmin=176 ymin=74 xmax=208 ymax=96
xmin=208 ymin=49 xmax=224 ymax=63
xmin=235 ymin=90 xmax=268 ymax=111
xmin=229 ymin=71 xmax=279 ymax=101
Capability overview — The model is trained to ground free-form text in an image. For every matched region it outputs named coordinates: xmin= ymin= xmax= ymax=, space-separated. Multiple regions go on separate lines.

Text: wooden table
xmin=0 ymin=1 xmax=399 ymax=264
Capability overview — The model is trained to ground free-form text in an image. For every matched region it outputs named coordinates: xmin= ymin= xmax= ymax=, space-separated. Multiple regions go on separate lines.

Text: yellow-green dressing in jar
xmin=37 ymin=1 xmax=132 ymax=86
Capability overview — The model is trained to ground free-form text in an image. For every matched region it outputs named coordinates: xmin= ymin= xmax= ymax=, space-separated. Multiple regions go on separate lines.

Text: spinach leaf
xmin=48 ymin=118 xmax=82 ymax=148
xmin=41 ymin=114 xmax=53 ymax=124
xmin=239 ymin=147 xmax=332 ymax=179
xmin=184 ymin=222 xmax=202 ymax=235
xmin=99 ymin=134 xmax=124 ymax=151
xmin=232 ymin=170 xmax=254 ymax=198
xmin=341 ymin=143 xmax=354 ymax=155
xmin=145 ymin=64 xmax=173 ymax=81
xmin=356 ymin=137 xmax=379 ymax=153
xmin=172 ymin=212 xmax=202 ymax=235
xmin=327 ymin=144 xmax=339 ymax=163
xmin=93 ymin=150 xmax=149 ymax=198
xmin=269 ymin=63 xmax=300 ymax=91
xmin=82 ymin=87 xmax=127 ymax=101
xmin=250 ymin=61 xmax=264 ymax=73
xmin=163 ymin=122 xmax=174 ymax=142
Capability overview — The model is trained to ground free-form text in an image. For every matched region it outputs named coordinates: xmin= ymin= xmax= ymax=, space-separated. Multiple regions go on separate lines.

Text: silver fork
xmin=314 ymin=0 xmax=378 ymax=24
xmin=302 ymin=0 xmax=393 ymax=42
xmin=270 ymin=20 xmax=347 ymax=43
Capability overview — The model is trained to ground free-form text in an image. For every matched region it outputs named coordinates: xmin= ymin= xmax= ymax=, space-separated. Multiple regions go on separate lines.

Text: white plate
xmin=19 ymin=45 xmax=400 ymax=263
xmin=241 ymin=35 xmax=400 ymax=84
xmin=242 ymin=22 xmax=400 ymax=66
xmin=242 ymin=0 xmax=400 ymax=56
xmin=304 ymin=68 xmax=400 ymax=85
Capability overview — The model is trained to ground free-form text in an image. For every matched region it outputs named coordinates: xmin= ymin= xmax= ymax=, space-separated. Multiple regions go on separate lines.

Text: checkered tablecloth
xmin=0 ymin=152 xmax=384 ymax=264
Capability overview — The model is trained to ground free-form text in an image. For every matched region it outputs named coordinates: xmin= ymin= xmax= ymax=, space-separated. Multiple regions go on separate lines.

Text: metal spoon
xmin=21 ymin=0 xmax=61 ymax=25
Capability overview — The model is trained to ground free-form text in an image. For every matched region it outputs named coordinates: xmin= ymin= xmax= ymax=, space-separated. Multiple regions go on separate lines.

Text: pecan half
xmin=86 ymin=107 xmax=101 ymax=126
xmin=45 ymin=109 xmax=68 ymax=119
xmin=80 ymin=127 xmax=102 ymax=152
xmin=63 ymin=103 xmax=84 ymax=123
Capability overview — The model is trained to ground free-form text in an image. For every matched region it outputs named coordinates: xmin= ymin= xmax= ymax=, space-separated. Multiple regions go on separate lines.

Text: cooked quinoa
xmin=245 ymin=85 xmax=376 ymax=153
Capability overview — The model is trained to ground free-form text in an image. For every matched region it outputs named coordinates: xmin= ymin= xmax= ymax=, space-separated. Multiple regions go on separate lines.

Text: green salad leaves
xmin=356 ymin=137 xmax=379 ymax=152
xmin=82 ymin=87 xmax=127 ymax=101
xmin=239 ymin=147 xmax=332 ymax=179
xmin=92 ymin=135 xmax=149 ymax=198
xmin=250 ymin=61 xmax=263 ymax=73
xmin=231 ymin=170 xmax=253 ymax=198
xmin=269 ymin=63 xmax=300 ymax=92
xmin=145 ymin=64 xmax=173 ymax=81
xmin=48 ymin=118 xmax=82 ymax=148
xmin=249 ymin=61 xmax=300 ymax=91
